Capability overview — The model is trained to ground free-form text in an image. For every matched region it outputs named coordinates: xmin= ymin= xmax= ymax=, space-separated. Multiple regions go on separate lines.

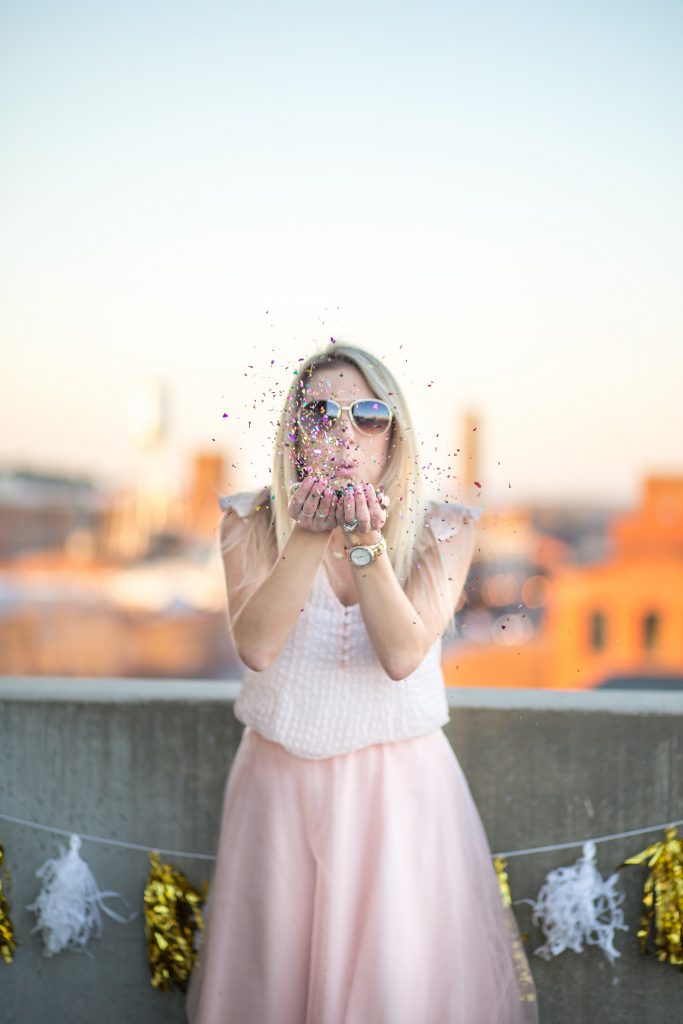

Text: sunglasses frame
xmin=296 ymin=397 xmax=394 ymax=437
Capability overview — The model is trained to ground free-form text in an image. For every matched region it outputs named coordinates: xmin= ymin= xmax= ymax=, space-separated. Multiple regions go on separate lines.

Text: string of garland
xmin=0 ymin=818 xmax=208 ymax=989
xmin=1 ymin=810 xmax=682 ymax=985
xmin=494 ymin=827 xmax=682 ymax=970
xmin=3 ymin=809 xmax=681 ymax=863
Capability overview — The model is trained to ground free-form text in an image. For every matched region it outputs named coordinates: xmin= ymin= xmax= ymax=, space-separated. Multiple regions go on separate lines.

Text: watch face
xmin=350 ymin=546 xmax=373 ymax=567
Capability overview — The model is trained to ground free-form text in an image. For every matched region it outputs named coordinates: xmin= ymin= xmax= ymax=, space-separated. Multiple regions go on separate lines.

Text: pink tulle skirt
xmin=185 ymin=725 xmax=539 ymax=1024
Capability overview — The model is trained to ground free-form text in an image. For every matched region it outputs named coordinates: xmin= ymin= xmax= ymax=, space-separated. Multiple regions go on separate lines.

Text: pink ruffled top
xmin=217 ymin=490 xmax=483 ymax=759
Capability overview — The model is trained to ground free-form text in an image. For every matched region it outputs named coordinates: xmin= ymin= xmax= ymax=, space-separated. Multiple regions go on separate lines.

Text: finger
xmin=327 ymin=493 xmax=340 ymax=529
xmin=376 ymin=485 xmax=391 ymax=511
xmin=358 ymin=485 xmax=385 ymax=532
xmin=353 ymin=487 xmax=372 ymax=533
xmin=312 ymin=476 xmax=327 ymax=500
xmin=335 ymin=494 xmax=345 ymax=529
xmin=289 ymin=475 xmax=315 ymax=512
xmin=343 ymin=485 xmax=356 ymax=526
xmin=300 ymin=477 xmax=323 ymax=517
xmin=312 ymin=486 xmax=334 ymax=530
xmin=317 ymin=485 xmax=335 ymax=519
xmin=288 ymin=481 xmax=317 ymax=523
xmin=364 ymin=483 xmax=386 ymax=531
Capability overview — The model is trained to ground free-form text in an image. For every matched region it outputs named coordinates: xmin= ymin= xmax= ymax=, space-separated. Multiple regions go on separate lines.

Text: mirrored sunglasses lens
xmin=299 ymin=399 xmax=339 ymax=431
xmin=352 ymin=400 xmax=392 ymax=433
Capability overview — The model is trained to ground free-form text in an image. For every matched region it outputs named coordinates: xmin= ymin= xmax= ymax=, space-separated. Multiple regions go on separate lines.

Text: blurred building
xmin=0 ymin=453 xmax=240 ymax=680
xmin=546 ymin=474 xmax=683 ymax=687
xmin=2 ymin=432 xmax=681 ymax=689
xmin=0 ymin=469 xmax=106 ymax=561
xmin=183 ymin=451 xmax=231 ymax=539
xmin=443 ymin=474 xmax=683 ymax=689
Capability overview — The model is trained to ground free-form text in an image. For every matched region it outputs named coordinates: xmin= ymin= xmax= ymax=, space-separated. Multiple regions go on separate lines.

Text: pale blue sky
xmin=1 ymin=1 xmax=681 ymax=506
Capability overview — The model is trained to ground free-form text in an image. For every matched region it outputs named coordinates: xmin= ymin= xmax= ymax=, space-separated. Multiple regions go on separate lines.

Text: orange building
xmin=443 ymin=475 xmax=683 ymax=690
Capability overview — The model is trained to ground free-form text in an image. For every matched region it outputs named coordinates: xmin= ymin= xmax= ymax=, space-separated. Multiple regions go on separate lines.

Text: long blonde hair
xmin=220 ymin=341 xmax=458 ymax=639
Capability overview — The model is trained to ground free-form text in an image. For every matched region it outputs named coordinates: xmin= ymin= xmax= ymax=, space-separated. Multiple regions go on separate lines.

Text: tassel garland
xmin=518 ymin=840 xmax=628 ymax=964
xmin=26 ymin=834 xmax=137 ymax=957
xmin=493 ymin=855 xmax=513 ymax=907
xmin=143 ymin=851 xmax=208 ymax=991
xmin=621 ymin=826 xmax=683 ymax=968
xmin=0 ymin=841 xmax=17 ymax=964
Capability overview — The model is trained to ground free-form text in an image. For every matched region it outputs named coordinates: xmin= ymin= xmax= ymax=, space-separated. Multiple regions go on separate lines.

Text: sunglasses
xmin=296 ymin=398 xmax=393 ymax=437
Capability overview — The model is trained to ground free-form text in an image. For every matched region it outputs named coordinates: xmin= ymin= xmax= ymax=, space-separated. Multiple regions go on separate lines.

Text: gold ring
xmin=300 ymin=509 xmax=316 ymax=517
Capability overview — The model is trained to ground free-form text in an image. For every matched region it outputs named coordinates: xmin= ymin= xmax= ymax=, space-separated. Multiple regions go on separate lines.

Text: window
xmin=642 ymin=612 xmax=661 ymax=652
xmin=589 ymin=611 xmax=606 ymax=650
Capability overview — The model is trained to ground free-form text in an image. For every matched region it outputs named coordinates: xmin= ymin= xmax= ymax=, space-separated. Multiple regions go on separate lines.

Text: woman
xmin=186 ymin=342 xmax=539 ymax=1023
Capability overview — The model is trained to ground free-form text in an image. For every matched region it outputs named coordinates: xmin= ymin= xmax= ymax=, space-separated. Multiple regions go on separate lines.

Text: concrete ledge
xmin=3 ymin=676 xmax=682 ymax=714
xmin=1 ymin=676 xmax=681 ymax=1024
xmin=0 ymin=675 xmax=242 ymax=703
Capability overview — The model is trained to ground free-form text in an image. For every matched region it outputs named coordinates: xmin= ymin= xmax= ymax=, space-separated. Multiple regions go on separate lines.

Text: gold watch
xmin=347 ymin=535 xmax=387 ymax=568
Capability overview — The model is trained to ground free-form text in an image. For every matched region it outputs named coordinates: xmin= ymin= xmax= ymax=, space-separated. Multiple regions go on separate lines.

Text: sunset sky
xmin=2 ymin=1 xmax=681 ymax=507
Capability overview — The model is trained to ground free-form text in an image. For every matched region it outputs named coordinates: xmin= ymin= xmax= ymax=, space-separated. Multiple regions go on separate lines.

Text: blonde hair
xmin=220 ymin=341 xmax=459 ymax=640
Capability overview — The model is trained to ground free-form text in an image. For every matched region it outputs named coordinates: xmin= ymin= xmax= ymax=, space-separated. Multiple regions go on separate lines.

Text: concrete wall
xmin=1 ymin=678 xmax=681 ymax=1024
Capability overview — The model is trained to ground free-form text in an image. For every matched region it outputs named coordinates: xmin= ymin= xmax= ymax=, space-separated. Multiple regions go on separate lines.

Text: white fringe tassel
xmin=518 ymin=839 xmax=628 ymax=964
xmin=26 ymin=833 xmax=137 ymax=958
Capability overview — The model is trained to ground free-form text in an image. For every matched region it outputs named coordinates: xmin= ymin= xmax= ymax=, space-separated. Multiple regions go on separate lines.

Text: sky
xmin=1 ymin=0 xmax=681 ymax=509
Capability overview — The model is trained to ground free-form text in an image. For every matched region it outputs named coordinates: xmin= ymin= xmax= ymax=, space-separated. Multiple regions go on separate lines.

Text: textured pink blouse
xmin=218 ymin=491 xmax=483 ymax=759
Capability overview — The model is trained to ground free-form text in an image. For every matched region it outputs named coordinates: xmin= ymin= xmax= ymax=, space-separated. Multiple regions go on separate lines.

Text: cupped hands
xmin=288 ymin=477 xmax=388 ymax=539
xmin=288 ymin=476 xmax=338 ymax=532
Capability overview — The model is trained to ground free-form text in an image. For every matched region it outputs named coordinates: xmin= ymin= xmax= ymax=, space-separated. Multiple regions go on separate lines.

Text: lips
xmin=333 ymin=463 xmax=358 ymax=480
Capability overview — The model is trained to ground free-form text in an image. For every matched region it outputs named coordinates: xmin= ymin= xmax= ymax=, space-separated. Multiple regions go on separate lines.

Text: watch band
xmin=346 ymin=535 xmax=387 ymax=566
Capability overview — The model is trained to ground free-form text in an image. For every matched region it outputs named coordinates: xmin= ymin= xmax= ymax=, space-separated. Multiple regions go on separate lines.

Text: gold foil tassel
xmin=492 ymin=856 xmax=536 ymax=1004
xmin=0 ymin=841 xmax=18 ymax=964
xmin=620 ymin=826 xmax=683 ymax=967
xmin=143 ymin=851 xmax=208 ymax=991
xmin=493 ymin=856 xmax=512 ymax=907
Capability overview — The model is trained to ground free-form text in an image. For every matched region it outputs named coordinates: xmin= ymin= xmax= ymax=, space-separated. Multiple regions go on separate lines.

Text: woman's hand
xmin=288 ymin=476 xmax=339 ymax=533
xmin=335 ymin=483 xmax=387 ymax=542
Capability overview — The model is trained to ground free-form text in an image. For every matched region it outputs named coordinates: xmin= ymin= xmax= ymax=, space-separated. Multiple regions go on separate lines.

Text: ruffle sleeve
xmin=425 ymin=500 xmax=484 ymax=542
xmin=217 ymin=485 xmax=269 ymax=517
